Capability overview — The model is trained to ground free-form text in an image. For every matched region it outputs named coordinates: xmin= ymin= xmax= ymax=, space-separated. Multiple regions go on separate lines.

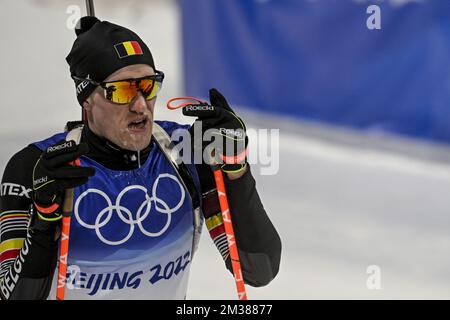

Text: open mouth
xmin=128 ymin=118 xmax=148 ymax=130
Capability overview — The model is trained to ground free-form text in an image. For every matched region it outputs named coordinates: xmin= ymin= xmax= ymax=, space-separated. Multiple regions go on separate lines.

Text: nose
xmin=129 ymin=91 xmax=147 ymax=114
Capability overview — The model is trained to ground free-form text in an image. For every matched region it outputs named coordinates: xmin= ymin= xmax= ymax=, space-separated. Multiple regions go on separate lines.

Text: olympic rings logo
xmin=74 ymin=173 xmax=185 ymax=246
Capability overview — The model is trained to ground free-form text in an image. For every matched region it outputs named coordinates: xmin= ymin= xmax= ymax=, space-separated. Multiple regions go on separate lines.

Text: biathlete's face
xmin=83 ymin=64 xmax=157 ymax=152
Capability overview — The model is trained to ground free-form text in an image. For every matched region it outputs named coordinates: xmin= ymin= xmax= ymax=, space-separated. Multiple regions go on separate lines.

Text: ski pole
xmin=57 ymin=0 xmax=97 ymax=301
xmin=56 ymin=158 xmax=80 ymax=301
xmin=56 ymin=188 xmax=75 ymax=300
xmin=212 ymin=166 xmax=247 ymax=300
xmin=167 ymin=97 xmax=248 ymax=300
xmin=86 ymin=0 xmax=96 ymax=16
xmin=81 ymin=0 xmax=96 ymax=122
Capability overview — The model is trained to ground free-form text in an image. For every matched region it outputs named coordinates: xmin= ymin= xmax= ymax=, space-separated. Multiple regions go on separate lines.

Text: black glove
xmin=183 ymin=88 xmax=248 ymax=174
xmin=32 ymin=139 xmax=95 ymax=222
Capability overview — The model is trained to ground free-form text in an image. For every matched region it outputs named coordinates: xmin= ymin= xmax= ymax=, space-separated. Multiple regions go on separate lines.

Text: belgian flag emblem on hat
xmin=114 ymin=41 xmax=143 ymax=58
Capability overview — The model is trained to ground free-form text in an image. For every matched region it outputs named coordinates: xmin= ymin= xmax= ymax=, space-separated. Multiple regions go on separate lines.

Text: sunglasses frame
xmin=72 ymin=70 xmax=165 ymax=104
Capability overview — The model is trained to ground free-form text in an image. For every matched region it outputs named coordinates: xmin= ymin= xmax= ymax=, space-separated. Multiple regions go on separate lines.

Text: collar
xmin=81 ymin=124 xmax=153 ymax=170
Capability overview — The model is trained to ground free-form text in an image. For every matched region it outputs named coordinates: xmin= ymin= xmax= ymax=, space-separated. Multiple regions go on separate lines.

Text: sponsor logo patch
xmin=0 ymin=183 xmax=32 ymax=198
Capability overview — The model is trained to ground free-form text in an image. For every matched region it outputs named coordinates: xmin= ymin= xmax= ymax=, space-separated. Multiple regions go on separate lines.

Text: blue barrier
xmin=180 ymin=0 xmax=450 ymax=143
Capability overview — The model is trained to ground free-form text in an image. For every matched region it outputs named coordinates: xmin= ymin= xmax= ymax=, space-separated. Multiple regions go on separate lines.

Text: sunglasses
xmin=72 ymin=70 xmax=164 ymax=104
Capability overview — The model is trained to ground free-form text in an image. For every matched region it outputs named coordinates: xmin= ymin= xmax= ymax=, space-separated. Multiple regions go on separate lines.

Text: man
xmin=0 ymin=17 xmax=281 ymax=300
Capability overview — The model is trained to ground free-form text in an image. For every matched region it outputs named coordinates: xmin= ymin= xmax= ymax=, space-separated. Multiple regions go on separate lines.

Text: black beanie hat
xmin=66 ymin=17 xmax=156 ymax=106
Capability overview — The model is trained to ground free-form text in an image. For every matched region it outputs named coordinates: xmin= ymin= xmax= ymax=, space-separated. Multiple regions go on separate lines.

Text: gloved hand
xmin=183 ymin=88 xmax=248 ymax=174
xmin=32 ymin=139 xmax=95 ymax=221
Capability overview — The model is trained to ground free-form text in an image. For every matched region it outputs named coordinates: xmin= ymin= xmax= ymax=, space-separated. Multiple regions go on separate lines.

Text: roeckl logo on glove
xmin=185 ymin=105 xmax=214 ymax=112
xmin=47 ymin=141 xmax=74 ymax=153
xmin=219 ymin=128 xmax=244 ymax=139
xmin=33 ymin=176 xmax=48 ymax=186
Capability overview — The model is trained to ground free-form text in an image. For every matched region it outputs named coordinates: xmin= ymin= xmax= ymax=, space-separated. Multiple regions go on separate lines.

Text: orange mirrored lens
xmin=139 ymin=79 xmax=155 ymax=99
xmin=103 ymin=78 xmax=161 ymax=104
xmin=104 ymin=81 xmax=137 ymax=104
xmin=146 ymin=81 xmax=162 ymax=100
